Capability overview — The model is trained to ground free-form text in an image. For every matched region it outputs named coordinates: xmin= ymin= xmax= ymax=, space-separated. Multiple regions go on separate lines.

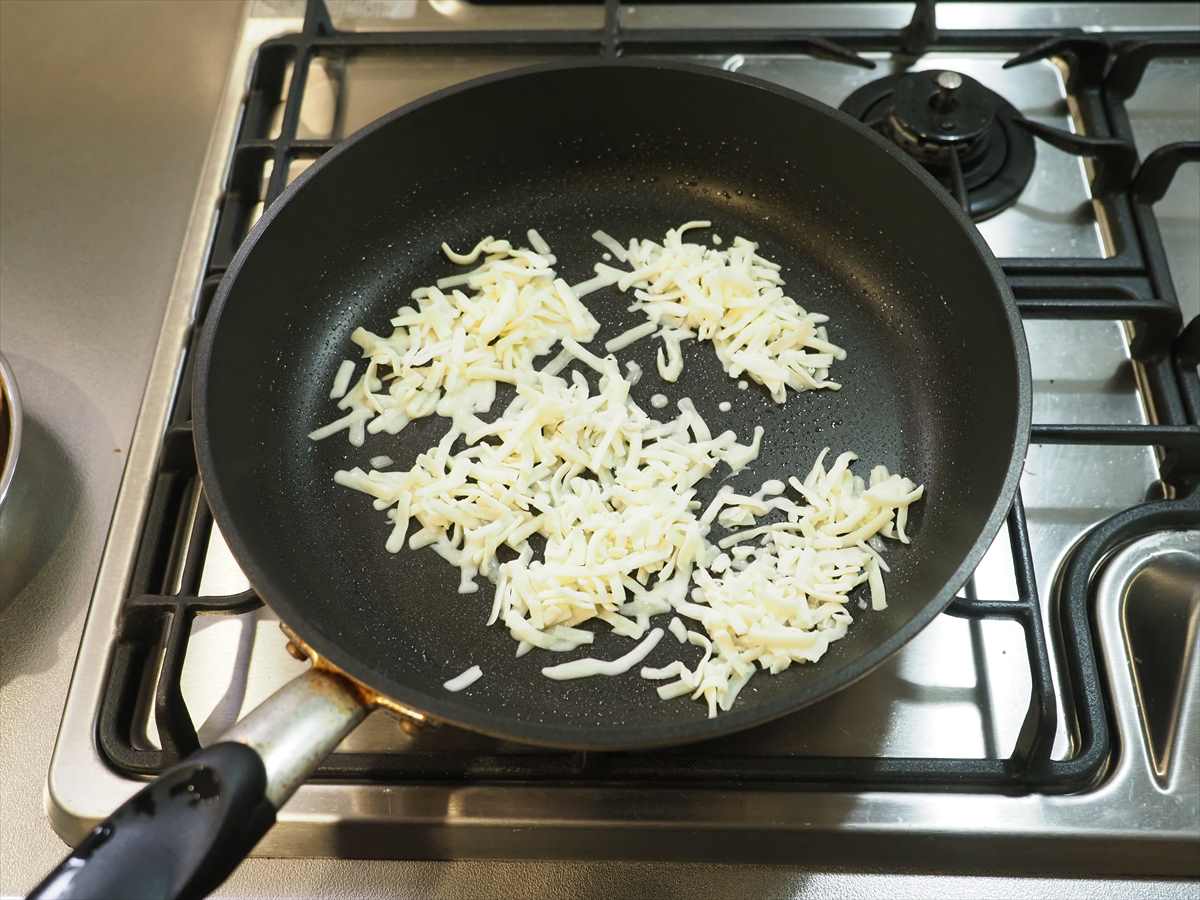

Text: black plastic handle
xmin=29 ymin=742 xmax=276 ymax=900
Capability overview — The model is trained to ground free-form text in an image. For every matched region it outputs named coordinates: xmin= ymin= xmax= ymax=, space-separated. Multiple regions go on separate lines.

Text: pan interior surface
xmin=198 ymin=64 xmax=1026 ymax=748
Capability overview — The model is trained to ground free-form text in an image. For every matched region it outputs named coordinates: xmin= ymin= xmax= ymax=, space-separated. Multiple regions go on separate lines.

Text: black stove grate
xmin=97 ymin=0 xmax=1200 ymax=794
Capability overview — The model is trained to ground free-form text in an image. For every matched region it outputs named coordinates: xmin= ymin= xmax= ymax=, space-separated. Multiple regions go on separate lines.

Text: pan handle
xmin=29 ymin=668 xmax=369 ymax=900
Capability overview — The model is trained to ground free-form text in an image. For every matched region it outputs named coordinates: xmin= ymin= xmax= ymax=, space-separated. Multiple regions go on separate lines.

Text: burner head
xmin=840 ymin=69 xmax=1036 ymax=221
xmin=889 ymin=70 xmax=995 ymax=158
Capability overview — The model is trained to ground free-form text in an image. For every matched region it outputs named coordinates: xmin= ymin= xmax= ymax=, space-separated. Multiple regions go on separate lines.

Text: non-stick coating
xmin=195 ymin=62 xmax=1029 ymax=749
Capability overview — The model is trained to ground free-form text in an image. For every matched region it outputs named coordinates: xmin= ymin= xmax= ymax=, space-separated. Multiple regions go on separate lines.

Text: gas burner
xmin=840 ymin=70 xmax=1035 ymax=221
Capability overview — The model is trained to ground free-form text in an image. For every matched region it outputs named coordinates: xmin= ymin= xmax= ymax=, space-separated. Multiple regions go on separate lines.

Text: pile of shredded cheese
xmin=590 ymin=222 xmax=845 ymax=402
xmin=644 ymin=448 xmax=923 ymax=716
xmin=309 ymin=232 xmax=599 ymax=446
xmin=315 ymin=230 xmax=924 ymax=716
xmin=333 ymin=337 xmax=763 ymax=655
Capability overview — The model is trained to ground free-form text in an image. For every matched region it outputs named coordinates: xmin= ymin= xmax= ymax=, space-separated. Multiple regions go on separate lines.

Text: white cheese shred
xmin=443 ymin=665 xmax=482 ymax=692
xmin=329 ymin=360 xmax=356 ymax=399
xmin=541 ymin=629 xmax=664 ymax=681
xmin=591 ymin=229 xmax=628 ymax=262
xmin=604 ymin=320 xmax=658 ymax=353
xmin=526 ymin=228 xmax=551 ymax=256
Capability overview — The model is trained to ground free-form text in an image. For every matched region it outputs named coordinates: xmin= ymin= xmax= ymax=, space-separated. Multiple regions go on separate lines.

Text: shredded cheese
xmin=332 ymin=341 xmax=760 ymax=657
xmin=330 ymin=360 xmax=356 ymax=399
xmin=652 ymin=450 xmax=924 ymax=716
xmin=541 ymin=628 xmax=664 ymax=680
xmin=443 ymin=665 xmax=482 ymax=692
xmin=604 ymin=320 xmax=658 ymax=353
xmin=309 ymin=235 xmax=599 ymax=446
xmin=319 ymin=229 xmax=923 ymax=718
xmin=588 ymin=224 xmax=845 ymax=402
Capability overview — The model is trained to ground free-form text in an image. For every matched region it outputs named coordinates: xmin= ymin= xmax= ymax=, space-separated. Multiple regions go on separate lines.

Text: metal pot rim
xmin=0 ymin=352 xmax=22 ymax=512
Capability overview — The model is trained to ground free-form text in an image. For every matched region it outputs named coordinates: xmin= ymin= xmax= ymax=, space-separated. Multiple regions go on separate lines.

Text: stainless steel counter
xmin=1 ymin=3 xmax=1196 ymax=899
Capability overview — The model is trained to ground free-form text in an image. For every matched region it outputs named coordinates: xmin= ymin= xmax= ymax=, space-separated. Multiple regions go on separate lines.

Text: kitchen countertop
xmin=0 ymin=0 xmax=244 ymax=893
xmin=0 ymin=3 xmax=1196 ymax=898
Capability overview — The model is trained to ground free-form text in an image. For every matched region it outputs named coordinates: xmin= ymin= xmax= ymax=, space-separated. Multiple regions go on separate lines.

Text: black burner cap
xmin=840 ymin=70 xmax=1036 ymax=221
xmin=890 ymin=70 xmax=995 ymax=153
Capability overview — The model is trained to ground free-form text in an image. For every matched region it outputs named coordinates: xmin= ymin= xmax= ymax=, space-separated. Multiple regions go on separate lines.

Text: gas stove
xmin=48 ymin=0 xmax=1200 ymax=877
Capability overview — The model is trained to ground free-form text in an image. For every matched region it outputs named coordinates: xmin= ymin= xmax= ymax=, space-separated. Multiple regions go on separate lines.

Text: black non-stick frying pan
xmin=34 ymin=61 xmax=1029 ymax=900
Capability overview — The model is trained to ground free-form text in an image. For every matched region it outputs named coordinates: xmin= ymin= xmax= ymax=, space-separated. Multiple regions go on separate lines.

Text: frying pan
xmin=34 ymin=61 xmax=1029 ymax=899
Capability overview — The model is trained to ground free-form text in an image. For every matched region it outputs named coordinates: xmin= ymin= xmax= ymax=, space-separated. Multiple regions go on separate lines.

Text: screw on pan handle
xmin=28 ymin=743 xmax=276 ymax=900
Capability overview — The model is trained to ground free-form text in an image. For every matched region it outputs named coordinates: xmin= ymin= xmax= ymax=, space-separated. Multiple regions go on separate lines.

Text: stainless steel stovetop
xmin=47 ymin=0 xmax=1200 ymax=877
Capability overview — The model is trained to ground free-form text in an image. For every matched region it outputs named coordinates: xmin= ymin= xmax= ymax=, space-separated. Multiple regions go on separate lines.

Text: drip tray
xmin=1112 ymin=531 xmax=1200 ymax=785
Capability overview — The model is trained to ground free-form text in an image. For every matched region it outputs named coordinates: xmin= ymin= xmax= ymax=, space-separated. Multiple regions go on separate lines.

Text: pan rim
xmin=194 ymin=58 xmax=1031 ymax=751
